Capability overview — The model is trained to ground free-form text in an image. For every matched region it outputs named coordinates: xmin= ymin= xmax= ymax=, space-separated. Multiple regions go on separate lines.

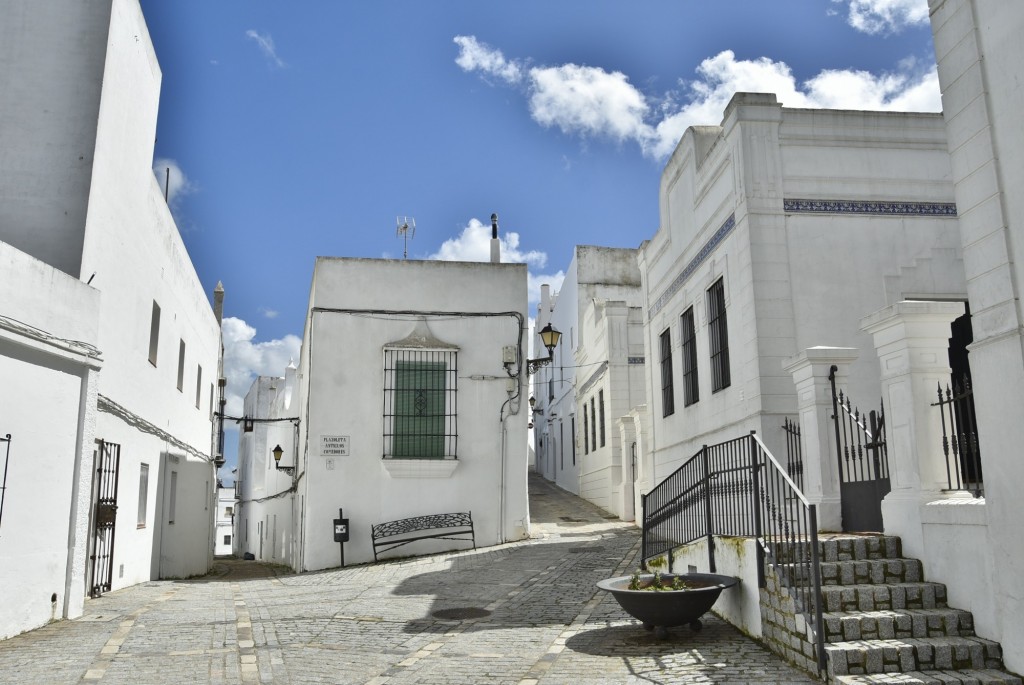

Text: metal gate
xmin=829 ymin=366 xmax=889 ymax=532
xmin=90 ymin=440 xmax=121 ymax=598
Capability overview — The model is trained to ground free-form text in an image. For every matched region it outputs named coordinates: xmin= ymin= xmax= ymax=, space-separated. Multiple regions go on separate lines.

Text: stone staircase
xmin=764 ymin=534 xmax=1022 ymax=684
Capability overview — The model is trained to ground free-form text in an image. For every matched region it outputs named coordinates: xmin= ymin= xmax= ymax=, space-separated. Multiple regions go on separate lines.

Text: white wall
xmin=78 ymin=0 xmax=220 ymax=587
xmin=929 ymin=0 xmax=1024 ymax=670
xmin=214 ymin=489 xmax=235 ymax=556
xmin=0 ymin=242 xmax=101 ymax=639
xmin=295 ymin=258 xmax=529 ymax=570
xmin=0 ymin=0 xmax=113 ymax=276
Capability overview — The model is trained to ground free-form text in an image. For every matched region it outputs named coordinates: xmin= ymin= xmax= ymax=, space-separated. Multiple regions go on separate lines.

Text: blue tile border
xmin=783 ymin=199 xmax=958 ymax=216
xmin=648 ymin=214 xmax=735 ymax=319
xmin=628 ymin=356 xmax=645 ymax=365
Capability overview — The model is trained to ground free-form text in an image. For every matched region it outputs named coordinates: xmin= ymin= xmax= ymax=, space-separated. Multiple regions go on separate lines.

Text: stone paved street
xmin=0 ymin=473 xmax=819 ymax=684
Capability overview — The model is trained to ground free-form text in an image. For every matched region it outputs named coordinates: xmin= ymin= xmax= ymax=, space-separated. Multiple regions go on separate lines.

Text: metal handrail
xmin=640 ymin=431 xmax=825 ymax=673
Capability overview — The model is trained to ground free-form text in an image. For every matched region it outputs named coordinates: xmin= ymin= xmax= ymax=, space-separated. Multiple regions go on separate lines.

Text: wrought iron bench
xmin=371 ymin=511 xmax=475 ymax=562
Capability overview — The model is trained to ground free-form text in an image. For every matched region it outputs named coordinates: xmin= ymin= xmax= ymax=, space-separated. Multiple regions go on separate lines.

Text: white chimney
xmin=490 ymin=213 xmax=501 ymax=264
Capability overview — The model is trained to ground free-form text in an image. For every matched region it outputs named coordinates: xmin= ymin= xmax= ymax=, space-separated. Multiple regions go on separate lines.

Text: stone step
xmin=772 ymin=535 xmax=903 ymax=564
xmin=822 ymin=608 xmax=975 ymax=642
xmin=782 ymin=557 xmax=924 ymax=586
xmin=821 ymin=582 xmax=948 ymax=613
xmin=834 ymin=670 xmax=1023 ymax=684
xmin=826 ymin=636 xmax=1005 ymax=677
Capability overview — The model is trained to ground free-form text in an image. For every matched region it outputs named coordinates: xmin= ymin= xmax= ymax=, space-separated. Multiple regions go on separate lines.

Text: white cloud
xmin=453 ymin=35 xmax=522 ymax=84
xmin=258 ymin=307 xmax=279 ymax=319
xmin=428 ymin=218 xmax=548 ymax=268
xmin=222 ymin=317 xmax=301 ymax=426
xmin=529 ymin=64 xmax=650 ymax=143
xmin=454 ymin=37 xmax=940 ymax=161
xmin=840 ymin=0 xmax=929 ymax=35
xmin=246 ymin=29 xmax=285 ymax=68
xmin=152 ymin=158 xmax=195 ymax=205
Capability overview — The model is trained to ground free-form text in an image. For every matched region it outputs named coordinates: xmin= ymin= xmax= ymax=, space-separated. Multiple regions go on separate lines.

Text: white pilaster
xmin=783 ymin=347 xmax=858 ymax=532
xmin=861 ymin=301 xmax=965 ymax=559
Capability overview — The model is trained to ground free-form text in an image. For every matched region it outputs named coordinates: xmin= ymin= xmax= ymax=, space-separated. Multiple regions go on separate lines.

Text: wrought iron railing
xmin=933 ymin=376 xmax=983 ymax=497
xmin=831 ymin=386 xmax=888 ymax=485
xmin=781 ymin=418 xmax=804 ymax=491
xmin=640 ymin=431 xmax=825 ymax=671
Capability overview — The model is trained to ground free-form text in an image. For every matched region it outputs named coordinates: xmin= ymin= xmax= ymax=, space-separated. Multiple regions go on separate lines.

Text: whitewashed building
xmin=638 ymin=92 xmax=964 ymax=494
xmin=233 ymin=369 xmax=301 ymax=566
xmin=261 ymin=254 xmax=532 ymax=571
xmin=0 ymin=0 xmax=220 ymax=639
xmin=531 ymin=246 xmax=646 ymax=520
xmin=920 ymin=0 xmax=1024 ymax=671
xmin=214 ymin=486 xmax=236 ymax=556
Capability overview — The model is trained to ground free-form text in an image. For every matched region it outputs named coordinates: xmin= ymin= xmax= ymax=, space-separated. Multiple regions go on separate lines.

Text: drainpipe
xmin=490 ymin=213 xmax=501 ymax=264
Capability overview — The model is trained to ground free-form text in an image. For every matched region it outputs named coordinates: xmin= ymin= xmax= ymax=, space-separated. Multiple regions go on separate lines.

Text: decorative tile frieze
xmin=783 ymin=199 xmax=958 ymax=216
xmin=627 ymin=356 xmax=645 ymax=365
xmin=648 ymin=213 xmax=735 ymax=319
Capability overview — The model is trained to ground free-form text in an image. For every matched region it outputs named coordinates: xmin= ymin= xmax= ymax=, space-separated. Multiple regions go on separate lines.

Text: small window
xmin=137 ymin=463 xmax=149 ymax=528
xmin=583 ymin=406 xmax=589 ymax=454
xmin=590 ymin=397 xmax=597 ymax=450
xmin=571 ymin=416 xmax=577 ymax=465
xmin=223 ymin=535 xmax=231 ymax=545
xmin=148 ymin=302 xmax=161 ymax=366
xmin=707 ymin=278 xmax=731 ymax=392
xmin=681 ymin=307 xmax=699 ymax=406
xmin=383 ymin=349 xmax=458 ymax=459
xmin=599 ymin=390 xmax=606 ymax=448
xmin=177 ymin=337 xmax=187 ymax=389
xmin=195 ymin=365 xmax=203 ymax=409
xmin=168 ymin=471 xmax=177 ymax=524
xmin=660 ymin=329 xmax=675 ymax=417
xmin=176 ymin=340 xmax=186 ymax=391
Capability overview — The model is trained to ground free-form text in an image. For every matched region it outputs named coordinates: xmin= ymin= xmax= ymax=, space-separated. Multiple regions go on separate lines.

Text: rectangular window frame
xmin=195 ymin=365 xmax=203 ymax=409
xmin=583 ymin=404 xmax=589 ymax=454
xmin=383 ymin=349 xmax=458 ymax=459
xmin=707 ymin=278 xmax=731 ymax=392
xmin=168 ymin=470 xmax=177 ymax=525
xmin=681 ymin=307 xmax=699 ymax=406
xmin=137 ymin=463 xmax=149 ymax=528
xmin=590 ymin=397 xmax=597 ymax=450
xmin=148 ymin=301 xmax=161 ymax=366
xmin=598 ymin=389 xmax=606 ymax=448
xmin=176 ymin=339 xmax=186 ymax=392
xmin=660 ymin=328 xmax=675 ymax=417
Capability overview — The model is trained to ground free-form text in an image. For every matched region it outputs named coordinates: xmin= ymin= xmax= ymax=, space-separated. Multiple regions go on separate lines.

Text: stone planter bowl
xmin=596 ymin=572 xmax=738 ymax=639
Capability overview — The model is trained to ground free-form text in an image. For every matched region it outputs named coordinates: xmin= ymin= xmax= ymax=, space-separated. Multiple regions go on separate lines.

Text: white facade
xmin=214 ymin=487 xmax=236 ymax=556
xmin=638 ymin=93 xmax=964 ymax=490
xmin=234 ymin=371 xmax=300 ymax=566
xmin=532 ymin=246 xmax=645 ymax=520
xmin=926 ymin=0 xmax=1024 ymax=671
xmin=0 ymin=0 xmax=220 ymax=638
xmin=284 ymin=257 xmax=530 ymax=571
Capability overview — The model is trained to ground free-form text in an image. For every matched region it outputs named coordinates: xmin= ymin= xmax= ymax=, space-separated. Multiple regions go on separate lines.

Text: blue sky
xmin=137 ymin=0 xmax=937 ymax=473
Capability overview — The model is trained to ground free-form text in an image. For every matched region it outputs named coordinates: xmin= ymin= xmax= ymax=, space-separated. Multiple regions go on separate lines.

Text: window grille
xmin=707 ymin=278 xmax=731 ymax=392
xmin=660 ymin=328 xmax=675 ymax=416
xmin=571 ymin=417 xmax=576 ymax=465
xmin=598 ymin=390 xmax=606 ymax=447
xmin=383 ymin=349 xmax=458 ymax=459
xmin=681 ymin=307 xmax=699 ymax=406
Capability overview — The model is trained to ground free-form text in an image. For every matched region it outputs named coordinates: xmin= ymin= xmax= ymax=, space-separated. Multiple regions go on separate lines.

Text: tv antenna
xmin=396 ymin=216 xmax=416 ymax=259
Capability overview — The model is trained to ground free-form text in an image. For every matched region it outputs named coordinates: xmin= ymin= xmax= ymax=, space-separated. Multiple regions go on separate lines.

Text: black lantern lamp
xmin=272 ymin=444 xmax=294 ymax=474
xmin=527 ymin=323 xmax=562 ymax=374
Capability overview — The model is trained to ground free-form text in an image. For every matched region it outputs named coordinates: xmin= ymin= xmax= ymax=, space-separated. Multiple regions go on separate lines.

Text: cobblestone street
xmin=0 ymin=473 xmax=818 ymax=684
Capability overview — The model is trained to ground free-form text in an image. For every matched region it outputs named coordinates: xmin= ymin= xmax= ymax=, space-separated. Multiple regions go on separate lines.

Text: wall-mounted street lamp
xmin=527 ymin=323 xmax=562 ymax=375
xmin=272 ymin=444 xmax=294 ymax=474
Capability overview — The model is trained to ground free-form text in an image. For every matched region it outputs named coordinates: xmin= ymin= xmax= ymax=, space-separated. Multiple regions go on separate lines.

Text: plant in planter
xmin=597 ymin=557 xmax=738 ymax=639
